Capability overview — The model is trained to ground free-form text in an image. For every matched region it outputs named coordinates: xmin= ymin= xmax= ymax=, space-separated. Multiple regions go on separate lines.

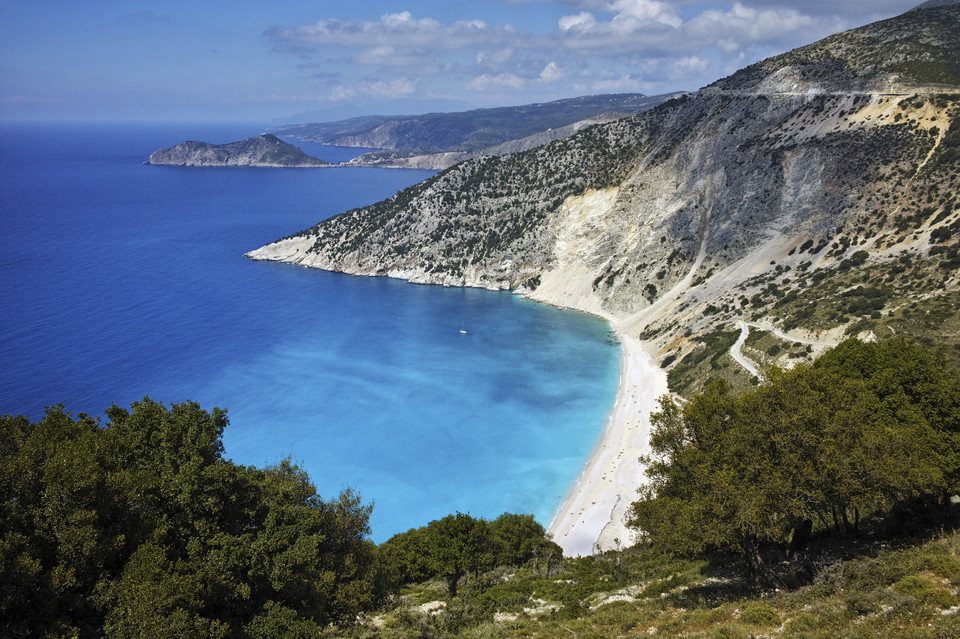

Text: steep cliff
xmin=145 ymin=134 xmax=330 ymax=167
xmin=249 ymin=3 xmax=960 ymax=391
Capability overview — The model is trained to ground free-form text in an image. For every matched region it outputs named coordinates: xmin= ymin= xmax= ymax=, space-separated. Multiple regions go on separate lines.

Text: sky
xmin=0 ymin=0 xmax=926 ymax=123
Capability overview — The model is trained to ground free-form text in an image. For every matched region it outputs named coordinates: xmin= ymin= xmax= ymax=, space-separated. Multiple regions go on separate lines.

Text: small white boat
xmin=460 ymin=322 xmax=468 ymax=334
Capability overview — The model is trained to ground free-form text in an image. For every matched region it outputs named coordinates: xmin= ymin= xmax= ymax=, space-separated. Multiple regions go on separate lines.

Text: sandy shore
xmin=547 ymin=333 xmax=669 ymax=556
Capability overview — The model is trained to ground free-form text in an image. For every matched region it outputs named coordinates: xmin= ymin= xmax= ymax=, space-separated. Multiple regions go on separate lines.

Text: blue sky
xmin=0 ymin=0 xmax=923 ymax=123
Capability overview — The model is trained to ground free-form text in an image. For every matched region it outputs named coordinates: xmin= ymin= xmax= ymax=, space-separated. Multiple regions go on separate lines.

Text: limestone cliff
xmin=249 ymin=3 xmax=960 ymax=390
xmin=145 ymin=134 xmax=330 ymax=167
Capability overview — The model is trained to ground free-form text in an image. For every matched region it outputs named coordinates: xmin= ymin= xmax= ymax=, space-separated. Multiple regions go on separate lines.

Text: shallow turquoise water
xmin=0 ymin=122 xmax=620 ymax=540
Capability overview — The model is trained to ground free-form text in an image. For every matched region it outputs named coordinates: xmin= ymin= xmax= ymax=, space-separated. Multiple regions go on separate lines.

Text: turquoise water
xmin=0 ymin=122 xmax=620 ymax=540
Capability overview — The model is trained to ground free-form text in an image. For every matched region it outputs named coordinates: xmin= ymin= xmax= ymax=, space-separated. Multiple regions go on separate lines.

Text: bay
xmin=0 ymin=122 xmax=620 ymax=541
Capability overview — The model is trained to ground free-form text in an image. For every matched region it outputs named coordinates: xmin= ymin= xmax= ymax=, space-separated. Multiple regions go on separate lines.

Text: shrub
xmin=845 ymin=590 xmax=883 ymax=616
xmin=739 ymin=602 xmax=780 ymax=626
xmin=783 ymin=611 xmax=820 ymax=637
xmin=916 ymin=554 xmax=960 ymax=580
xmin=892 ymin=576 xmax=956 ymax=608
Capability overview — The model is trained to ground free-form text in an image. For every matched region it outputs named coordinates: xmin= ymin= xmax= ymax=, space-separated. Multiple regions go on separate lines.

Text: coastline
xmin=546 ymin=333 xmax=669 ymax=557
xmin=246 ymin=240 xmax=672 ymax=556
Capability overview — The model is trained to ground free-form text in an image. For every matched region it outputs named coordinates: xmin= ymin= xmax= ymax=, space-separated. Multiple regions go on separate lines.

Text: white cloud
xmin=323 ymin=78 xmax=418 ymax=102
xmin=467 ymin=73 xmax=527 ymax=92
xmin=553 ymin=0 xmax=845 ymax=58
xmin=539 ymin=61 xmax=566 ymax=82
xmin=686 ymin=2 xmax=825 ymax=47
xmin=359 ymin=77 xmax=419 ymax=98
xmin=672 ymin=55 xmax=710 ymax=78
xmin=558 ymin=11 xmax=597 ymax=31
xmin=609 ymin=0 xmax=683 ymax=29
xmin=266 ymin=11 xmax=514 ymax=51
xmin=477 ymin=48 xmax=517 ymax=65
xmin=588 ymin=74 xmax=647 ymax=93
xmin=329 ymin=85 xmax=357 ymax=101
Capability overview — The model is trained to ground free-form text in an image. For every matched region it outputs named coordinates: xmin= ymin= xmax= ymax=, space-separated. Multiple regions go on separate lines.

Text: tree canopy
xmin=0 ymin=397 xmax=562 ymax=636
xmin=0 ymin=398 xmax=378 ymax=638
xmin=629 ymin=338 xmax=960 ymax=586
xmin=379 ymin=512 xmax=561 ymax=597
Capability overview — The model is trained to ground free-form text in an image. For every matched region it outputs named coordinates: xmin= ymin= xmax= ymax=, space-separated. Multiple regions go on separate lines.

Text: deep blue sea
xmin=0 ymin=122 xmax=620 ymax=541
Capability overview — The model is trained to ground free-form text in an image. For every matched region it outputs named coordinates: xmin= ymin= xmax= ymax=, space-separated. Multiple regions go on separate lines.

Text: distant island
xmin=144 ymin=133 xmax=330 ymax=167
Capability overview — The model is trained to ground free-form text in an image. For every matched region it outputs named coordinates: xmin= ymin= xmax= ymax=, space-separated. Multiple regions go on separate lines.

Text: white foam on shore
xmin=547 ymin=333 xmax=669 ymax=556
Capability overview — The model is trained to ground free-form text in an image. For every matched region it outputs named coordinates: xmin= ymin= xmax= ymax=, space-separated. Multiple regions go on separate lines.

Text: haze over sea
xmin=0 ymin=122 xmax=620 ymax=541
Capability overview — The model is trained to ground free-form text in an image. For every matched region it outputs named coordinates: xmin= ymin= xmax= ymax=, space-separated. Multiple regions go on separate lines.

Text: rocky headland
xmin=145 ymin=134 xmax=330 ymax=167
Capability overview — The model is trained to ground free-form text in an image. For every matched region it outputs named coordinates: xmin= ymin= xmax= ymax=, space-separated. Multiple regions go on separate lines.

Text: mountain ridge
xmin=274 ymin=93 xmax=682 ymax=170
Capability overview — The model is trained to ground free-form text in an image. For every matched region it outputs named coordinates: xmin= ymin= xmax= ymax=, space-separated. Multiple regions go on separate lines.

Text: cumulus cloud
xmin=322 ymin=78 xmax=419 ymax=102
xmin=359 ymin=77 xmax=419 ymax=98
xmin=608 ymin=0 xmax=683 ymax=29
xmin=266 ymin=11 xmax=514 ymax=52
xmin=672 ymin=55 xmax=711 ymax=78
xmin=467 ymin=73 xmax=527 ymax=92
xmin=588 ymin=73 xmax=648 ymax=93
xmin=554 ymin=0 xmax=845 ymax=57
xmin=736 ymin=0 xmax=915 ymax=19
xmin=686 ymin=2 xmax=828 ymax=47
xmin=539 ymin=61 xmax=566 ymax=82
xmin=329 ymin=85 xmax=357 ymax=101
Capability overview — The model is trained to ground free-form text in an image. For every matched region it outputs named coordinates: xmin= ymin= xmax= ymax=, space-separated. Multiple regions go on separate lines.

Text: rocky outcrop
xmin=249 ymin=3 xmax=960 ymax=384
xmin=145 ymin=134 xmax=330 ymax=167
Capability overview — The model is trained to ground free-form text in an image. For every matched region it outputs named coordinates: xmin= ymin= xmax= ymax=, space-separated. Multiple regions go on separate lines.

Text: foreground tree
xmin=629 ymin=338 xmax=956 ymax=586
xmin=379 ymin=511 xmax=560 ymax=597
xmin=0 ymin=398 xmax=379 ymax=638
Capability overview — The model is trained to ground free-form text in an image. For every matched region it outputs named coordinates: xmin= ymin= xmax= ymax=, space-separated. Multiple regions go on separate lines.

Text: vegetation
xmin=379 ymin=513 xmax=561 ymax=597
xmin=631 ymin=338 xmax=960 ymax=588
xmin=328 ymin=528 xmax=960 ymax=637
xmin=0 ymin=399 xmax=377 ymax=637
xmin=0 ymin=399 xmax=556 ymax=638
xmin=665 ymin=329 xmax=741 ymax=395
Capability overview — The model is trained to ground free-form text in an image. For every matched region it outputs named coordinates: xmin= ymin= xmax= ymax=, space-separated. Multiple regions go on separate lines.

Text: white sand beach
xmin=547 ymin=334 xmax=669 ymax=557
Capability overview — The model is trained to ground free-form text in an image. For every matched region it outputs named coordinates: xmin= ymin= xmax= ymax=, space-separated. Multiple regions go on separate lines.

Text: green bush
xmin=892 ymin=576 xmax=956 ymax=608
xmin=739 ymin=601 xmax=780 ymax=626
xmin=916 ymin=554 xmax=960 ymax=580
xmin=782 ymin=611 xmax=820 ymax=638
xmin=844 ymin=590 xmax=882 ymax=616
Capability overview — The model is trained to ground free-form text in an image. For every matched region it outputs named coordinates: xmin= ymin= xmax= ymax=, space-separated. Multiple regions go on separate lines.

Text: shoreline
xmin=546 ymin=332 xmax=669 ymax=557
xmin=244 ymin=249 xmax=671 ymax=556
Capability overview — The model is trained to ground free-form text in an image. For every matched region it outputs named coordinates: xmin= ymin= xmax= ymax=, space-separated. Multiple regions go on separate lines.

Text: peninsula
xmin=144 ymin=133 xmax=330 ymax=167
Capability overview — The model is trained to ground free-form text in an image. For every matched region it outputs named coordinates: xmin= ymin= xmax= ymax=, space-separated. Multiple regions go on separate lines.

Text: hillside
xmin=249 ymin=3 xmax=960 ymax=386
xmin=274 ymin=93 xmax=679 ymax=170
xmin=145 ymin=134 xmax=330 ymax=167
xmin=333 ymin=530 xmax=960 ymax=638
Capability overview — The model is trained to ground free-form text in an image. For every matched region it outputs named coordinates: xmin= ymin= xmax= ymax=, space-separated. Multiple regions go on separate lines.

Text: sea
xmin=0 ymin=122 xmax=620 ymax=541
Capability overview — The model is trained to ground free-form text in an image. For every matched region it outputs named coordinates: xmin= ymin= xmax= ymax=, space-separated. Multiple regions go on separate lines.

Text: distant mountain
xmin=145 ymin=134 xmax=330 ymax=167
xmin=250 ymin=2 xmax=960 ymax=383
xmin=274 ymin=93 xmax=682 ymax=170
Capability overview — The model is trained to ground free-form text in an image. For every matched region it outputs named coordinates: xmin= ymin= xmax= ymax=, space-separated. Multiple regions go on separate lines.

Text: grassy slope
xmin=335 ymin=530 xmax=960 ymax=638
